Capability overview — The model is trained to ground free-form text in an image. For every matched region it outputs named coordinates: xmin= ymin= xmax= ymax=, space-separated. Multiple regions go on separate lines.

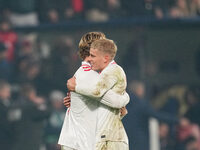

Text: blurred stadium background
xmin=0 ymin=0 xmax=200 ymax=150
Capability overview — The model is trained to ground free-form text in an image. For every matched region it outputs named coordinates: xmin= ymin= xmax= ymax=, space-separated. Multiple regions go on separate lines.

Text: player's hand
xmin=120 ymin=107 xmax=128 ymax=117
xmin=67 ymin=77 xmax=76 ymax=91
xmin=63 ymin=92 xmax=71 ymax=108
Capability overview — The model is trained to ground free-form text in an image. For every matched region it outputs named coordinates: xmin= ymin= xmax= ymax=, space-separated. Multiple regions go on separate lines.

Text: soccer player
xmin=58 ymin=32 xmax=129 ymax=150
xmin=67 ymin=39 xmax=129 ymax=150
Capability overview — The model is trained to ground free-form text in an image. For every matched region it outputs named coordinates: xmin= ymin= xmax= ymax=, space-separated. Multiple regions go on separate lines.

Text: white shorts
xmin=61 ymin=145 xmax=76 ymax=150
xmin=96 ymin=141 xmax=129 ymax=150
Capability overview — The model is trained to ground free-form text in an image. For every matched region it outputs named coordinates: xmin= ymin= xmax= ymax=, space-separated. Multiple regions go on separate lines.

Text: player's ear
xmin=104 ymin=55 xmax=110 ymax=63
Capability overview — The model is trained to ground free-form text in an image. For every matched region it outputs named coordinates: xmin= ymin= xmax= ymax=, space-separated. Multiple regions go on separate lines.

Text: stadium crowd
xmin=0 ymin=0 xmax=200 ymax=26
xmin=0 ymin=1 xmax=200 ymax=150
xmin=0 ymin=19 xmax=80 ymax=150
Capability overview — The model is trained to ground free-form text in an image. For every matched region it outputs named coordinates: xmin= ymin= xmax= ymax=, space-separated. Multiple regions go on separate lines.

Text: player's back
xmin=58 ymin=62 xmax=99 ymax=150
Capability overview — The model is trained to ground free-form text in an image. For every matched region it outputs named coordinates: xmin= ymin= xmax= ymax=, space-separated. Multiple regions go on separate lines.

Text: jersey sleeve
xmin=100 ymin=90 xmax=130 ymax=109
xmin=75 ymin=68 xmax=118 ymax=98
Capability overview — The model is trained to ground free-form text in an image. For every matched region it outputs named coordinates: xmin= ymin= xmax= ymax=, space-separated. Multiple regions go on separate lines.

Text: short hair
xmin=90 ymin=39 xmax=117 ymax=59
xmin=78 ymin=32 xmax=106 ymax=60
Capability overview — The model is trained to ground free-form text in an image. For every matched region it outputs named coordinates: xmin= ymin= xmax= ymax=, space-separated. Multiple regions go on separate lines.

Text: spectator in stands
xmin=0 ymin=80 xmax=13 ymax=150
xmin=0 ymin=19 xmax=18 ymax=62
xmin=169 ymin=0 xmax=190 ymax=18
xmin=85 ymin=0 xmax=109 ymax=22
xmin=86 ymin=0 xmax=122 ymax=20
xmin=64 ymin=0 xmax=85 ymax=20
xmin=47 ymin=9 xmax=60 ymax=24
xmin=22 ymin=61 xmax=41 ymax=83
xmin=105 ymin=0 xmax=122 ymax=19
xmin=176 ymin=119 xmax=200 ymax=150
xmin=17 ymin=60 xmax=50 ymax=96
xmin=0 ymin=42 xmax=12 ymax=81
xmin=6 ymin=0 xmax=39 ymax=26
xmin=15 ymin=40 xmax=37 ymax=81
xmin=39 ymin=0 xmax=85 ymax=24
xmin=175 ymin=87 xmax=200 ymax=149
xmin=39 ymin=0 xmax=63 ymax=23
xmin=17 ymin=40 xmax=35 ymax=59
xmin=159 ymin=122 xmax=175 ymax=150
xmin=188 ymin=0 xmax=200 ymax=17
xmin=123 ymin=80 xmax=179 ymax=150
xmin=15 ymin=56 xmax=31 ymax=82
xmin=45 ymin=90 xmax=65 ymax=150
xmin=154 ymin=0 xmax=176 ymax=18
xmin=13 ymin=84 xmax=50 ymax=150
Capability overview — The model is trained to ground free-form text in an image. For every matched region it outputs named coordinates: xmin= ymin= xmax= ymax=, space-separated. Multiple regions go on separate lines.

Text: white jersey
xmin=59 ymin=61 xmax=129 ymax=150
xmin=76 ymin=60 xmax=129 ymax=150
xmin=58 ymin=61 xmax=99 ymax=150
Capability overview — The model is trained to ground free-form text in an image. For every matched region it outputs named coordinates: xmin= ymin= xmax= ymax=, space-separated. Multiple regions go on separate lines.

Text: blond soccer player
xmin=67 ymin=39 xmax=129 ymax=150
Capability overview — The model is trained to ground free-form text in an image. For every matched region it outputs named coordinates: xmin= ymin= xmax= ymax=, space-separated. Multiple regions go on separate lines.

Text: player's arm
xmin=100 ymin=90 xmax=130 ymax=109
xmin=67 ymin=66 xmax=129 ymax=108
xmin=75 ymin=69 xmax=118 ymax=98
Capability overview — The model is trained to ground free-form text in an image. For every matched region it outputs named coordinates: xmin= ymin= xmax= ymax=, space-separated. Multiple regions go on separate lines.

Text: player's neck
xmin=84 ymin=57 xmax=90 ymax=63
xmin=99 ymin=60 xmax=113 ymax=72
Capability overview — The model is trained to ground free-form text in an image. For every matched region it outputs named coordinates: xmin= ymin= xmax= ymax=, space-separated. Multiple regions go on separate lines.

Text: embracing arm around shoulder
xmin=75 ymin=70 xmax=118 ymax=98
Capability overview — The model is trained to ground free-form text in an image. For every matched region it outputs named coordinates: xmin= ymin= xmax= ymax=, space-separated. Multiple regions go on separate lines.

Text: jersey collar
xmin=81 ymin=61 xmax=91 ymax=66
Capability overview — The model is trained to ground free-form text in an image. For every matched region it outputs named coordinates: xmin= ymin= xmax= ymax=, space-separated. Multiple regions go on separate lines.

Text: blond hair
xmin=78 ymin=32 xmax=106 ymax=60
xmin=91 ymin=39 xmax=117 ymax=59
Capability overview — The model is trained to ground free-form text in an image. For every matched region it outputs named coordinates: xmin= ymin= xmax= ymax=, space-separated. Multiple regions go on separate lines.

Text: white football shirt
xmin=75 ymin=60 xmax=129 ymax=150
xmin=58 ymin=61 xmax=99 ymax=150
